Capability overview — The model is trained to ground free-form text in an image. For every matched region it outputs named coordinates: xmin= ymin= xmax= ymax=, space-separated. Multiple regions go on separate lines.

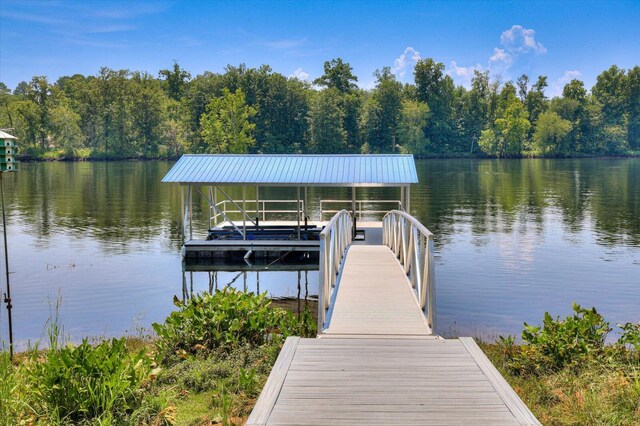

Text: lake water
xmin=1 ymin=159 xmax=638 ymax=349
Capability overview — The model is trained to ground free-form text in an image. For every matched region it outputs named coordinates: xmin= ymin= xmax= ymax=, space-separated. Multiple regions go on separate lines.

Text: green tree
xmin=313 ymin=58 xmax=358 ymax=93
xmin=524 ymin=75 xmax=548 ymax=138
xmin=533 ymin=111 xmax=572 ymax=156
xmin=158 ymin=61 xmax=191 ymax=101
xmin=49 ymin=104 xmax=84 ymax=152
xmin=480 ymin=92 xmax=530 ymax=157
xmin=461 ymin=70 xmax=491 ymax=153
xmin=593 ymin=65 xmax=627 ymax=127
xmin=625 ymin=66 xmax=640 ymax=150
xmin=308 ymin=88 xmax=347 ymax=153
xmin=413 ymin=58 xmax=457 ymax=152
xmin=200 ymin=88 xmax=257 ymax=153
xmin=362 ymin=68 xmax=403 ymax=153
xmin=130 ymin=72 xmax=167 ymax=155
xmin=398 ymin=99 xmax=429 ymax=154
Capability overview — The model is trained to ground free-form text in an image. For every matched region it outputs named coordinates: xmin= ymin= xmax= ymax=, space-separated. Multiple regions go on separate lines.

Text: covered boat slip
xmin=161 ymin=154 xmax=418 ymax=259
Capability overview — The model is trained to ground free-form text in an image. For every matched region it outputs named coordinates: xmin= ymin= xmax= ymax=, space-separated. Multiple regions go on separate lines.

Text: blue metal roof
xmin=162 ymin=154 xmax=418 ymax=186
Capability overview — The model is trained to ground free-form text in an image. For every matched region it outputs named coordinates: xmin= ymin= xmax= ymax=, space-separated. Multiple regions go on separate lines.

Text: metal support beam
xmin=180 ymin=186 xmax=185 ymax=244
xmin=213 ymin=186 xmax=218 ymax=226
xmin=351 ymin=187 xmax=356 ymax=217
xmin=406 ymin=185 xmax=411 ymax=213
xmin=255 ymin=186 xmax=260 ymax=225
xmin=297 ymin=186 xmax=301 ymax=240
xmin=242 ymin=186 xmax=247 ymax=240
xmin=188 ymin=186 xmax=193 ymax=240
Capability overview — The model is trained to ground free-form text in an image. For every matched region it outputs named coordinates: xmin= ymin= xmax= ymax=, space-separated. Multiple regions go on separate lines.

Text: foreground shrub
xmin=618 ymin=322 xmax=640 ymax=352
xmin=153 ymin=289 xmax=315 ymax=364
xmin=503 ymin=303 xmax=611 ymax=375
xmin=26 ymin=337 xmax=152 ymax=424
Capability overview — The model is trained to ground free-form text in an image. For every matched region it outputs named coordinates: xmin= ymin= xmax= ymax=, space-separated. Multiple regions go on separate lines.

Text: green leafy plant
xmin=26 ymin=337 xmax=152 ymax=424
xmin=152 ymin=289 xmax=315 ymax=364
xmin=509 ymin=303 xmax=611 ymax=375
xmin=617 ymin=322 xmax=640 ymax=352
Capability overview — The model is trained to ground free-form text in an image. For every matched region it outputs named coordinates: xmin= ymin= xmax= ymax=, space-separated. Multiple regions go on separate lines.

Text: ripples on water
xmin=0 ymin=159 xmax=638 ymax=348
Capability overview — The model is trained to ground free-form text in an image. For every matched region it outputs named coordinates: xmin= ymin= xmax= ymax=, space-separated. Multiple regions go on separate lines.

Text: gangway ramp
xmin=248 ymin=210 xmax=540 ymax=425
xmin=323 ymin=245 xmax=432 ymax=336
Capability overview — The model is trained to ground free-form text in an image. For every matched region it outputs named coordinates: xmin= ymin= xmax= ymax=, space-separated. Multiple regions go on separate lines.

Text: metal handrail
xmin=320 ymin=199 xmax=403 ymax=220
xmin=210 ymin=199 xmax=305 ymax=227
xmin=317 ymin=209 xmax=353 ymax=333
xmin=382 ymin=210 xmax=436 ymax=333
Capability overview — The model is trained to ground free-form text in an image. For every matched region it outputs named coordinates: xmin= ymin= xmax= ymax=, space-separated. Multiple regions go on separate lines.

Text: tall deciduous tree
xmin=200 ymin=88 xmax=257 ymax=153
xmin=159 ymin=61 xmax=191 ymax=101
xmin=398 ymin=99 xmax=429 ymax=154
xmin=313 ymin=58 xmax=358 ymax=93
xmin=362 ymin=68 xmax=403 ymax=153
xmin=533 ymin=111 xmax=572 ymax=156
xmin=625 ymin=66 xmax=640 ymax=150
xmin=414 ymin=58 xmax=457 ymax=152
xmin=308 ymin=88 xmax=347 ymax=153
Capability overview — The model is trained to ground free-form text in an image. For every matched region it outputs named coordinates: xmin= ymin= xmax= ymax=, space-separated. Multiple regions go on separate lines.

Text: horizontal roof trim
xmin=162 ymin=154 xmax=418 ymax=186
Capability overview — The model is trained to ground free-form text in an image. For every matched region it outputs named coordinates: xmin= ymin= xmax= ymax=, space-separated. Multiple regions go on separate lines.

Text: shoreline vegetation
xmin=2 ymin=294 xmax=638 ymax=425
xmin=14 ymin=149 xmax=640 ymax=163
xmin=2 ymin=60 xmax=639 ymax=161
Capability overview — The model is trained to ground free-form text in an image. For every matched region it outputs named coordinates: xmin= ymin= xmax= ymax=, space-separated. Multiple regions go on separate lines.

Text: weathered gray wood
xmin=245 ymin=336 xmax=299 ymax=426
xmin=250 ymin=337 xmax=540 ymax=425
xmin=460 ymin=337 xmax=541 ymax=426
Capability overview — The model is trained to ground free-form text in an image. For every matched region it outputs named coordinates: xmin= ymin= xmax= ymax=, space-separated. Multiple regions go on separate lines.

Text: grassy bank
xmin=1 ymin=297 xmax=638 ymax=425
xmin=0 ymin=289 xmax=315 ymax=425
xmin=481 ymin=305 xmax=640 ymax=425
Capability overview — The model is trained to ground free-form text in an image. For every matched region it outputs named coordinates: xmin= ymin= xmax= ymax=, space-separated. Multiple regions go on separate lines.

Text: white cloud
xmin=290 ymin=67 xmax=310 ymax=81
xmin=447 ymin=61 xmax=484 ymax=87
xmin=549 ymin=70 xmax=582 ymax=97
xmin=500 ymin=25 xmax=547 ymax=55
xmin=392 ymin=47 xmax=421 ymax=78
xmin=262 ymin=38 xmax=307 ymax=50
xmin=489 ymin=48 xmax=511 ymax=65
xmin=449 ymin=24 xmax=547 ymax=85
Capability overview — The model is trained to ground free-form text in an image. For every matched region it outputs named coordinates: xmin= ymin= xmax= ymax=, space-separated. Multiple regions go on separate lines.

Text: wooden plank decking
xmin=248 ymin=236 xmax=540 ymax=425
xmin=248 ymin=337 xmax=540 ymax=425
xmin=324 ymin=245 xmax=431 ymax=336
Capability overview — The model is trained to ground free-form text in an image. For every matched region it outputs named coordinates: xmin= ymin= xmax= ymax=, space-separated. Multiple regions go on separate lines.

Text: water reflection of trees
xmin=6 ymin=159 xmax=639 ymax=252
xmin=413 ymin=159 xmax=639 ymax=248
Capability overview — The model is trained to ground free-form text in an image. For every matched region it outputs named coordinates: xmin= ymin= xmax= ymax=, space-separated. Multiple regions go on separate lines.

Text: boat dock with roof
xmin=162 ymin=154 xmax=540 ymax=425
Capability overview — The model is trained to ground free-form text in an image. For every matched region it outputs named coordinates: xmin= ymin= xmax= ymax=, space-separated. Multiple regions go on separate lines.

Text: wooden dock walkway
xmin=323 ymin=245 xmax=432 ymax=336
xmin=248 ymin=212 xmax=540 ymax=425
xmin=248 ymin=337 xmax=539 ymax=425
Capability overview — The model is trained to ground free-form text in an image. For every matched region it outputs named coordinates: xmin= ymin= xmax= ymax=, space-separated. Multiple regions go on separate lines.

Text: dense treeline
xmin=0 ymin=59 xmax=638 ymax=159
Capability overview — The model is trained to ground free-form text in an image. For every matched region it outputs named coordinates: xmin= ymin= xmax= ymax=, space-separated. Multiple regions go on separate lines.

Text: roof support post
xmin=255 ymin=186 xmax=260 ymax=225
xmin=213 ymin=186 xmax=218 ymax=226
xmin=400 ymin=186 xmax=405 ymax=211
xmin=180 ymin=186 xmax=185 ymax=245
xmin=406 ymin=185 xmax=411 ymax=213
xmin=351 ymin=187 xmax=356 ymax=217
xmin=297 ymin=186 xmax=301 ymax=240
xmin=188 ymin=186 xmax=193 ymax=241
xmin=242 ymin=186 xmax=247 ymax=240
xmin=304 ymin=186 xmax=308 ymax=220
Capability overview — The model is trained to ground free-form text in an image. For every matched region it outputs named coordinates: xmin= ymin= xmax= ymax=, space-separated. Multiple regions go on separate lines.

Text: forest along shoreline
xmin=2 ymin=60 xmax=639 ymax=161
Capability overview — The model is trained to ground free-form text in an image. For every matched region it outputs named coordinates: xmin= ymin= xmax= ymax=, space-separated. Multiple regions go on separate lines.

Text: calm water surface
xmin=1 ymin=159 xmax=638 ymax=348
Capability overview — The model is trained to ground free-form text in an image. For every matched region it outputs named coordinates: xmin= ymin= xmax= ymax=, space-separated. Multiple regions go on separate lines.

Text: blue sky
xmin=1 ymin=0 xmax=639 ymax=96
